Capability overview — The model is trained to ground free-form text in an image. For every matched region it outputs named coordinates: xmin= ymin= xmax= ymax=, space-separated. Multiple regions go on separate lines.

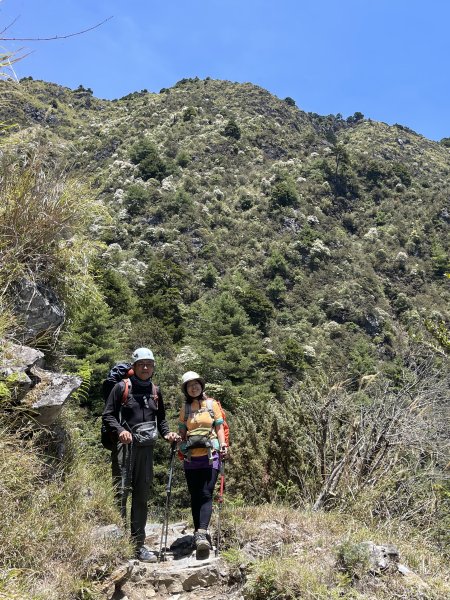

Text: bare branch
xmin=0 ymin=16 xmax=113 ymax=41
xmin=0 ymin=16 xmax=20 ymax=36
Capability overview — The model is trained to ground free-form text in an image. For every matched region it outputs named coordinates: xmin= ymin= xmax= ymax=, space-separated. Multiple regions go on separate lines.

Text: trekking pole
xmin=159 ymin=441 xmax=177 ymax=562
xmin=215 ymin=460 xmax=225 ymax=557
xmin=120 ymin=442 xmax=133 ymax=524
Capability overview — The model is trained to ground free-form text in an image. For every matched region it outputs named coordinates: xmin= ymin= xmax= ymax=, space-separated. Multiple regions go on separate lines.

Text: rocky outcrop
xmin=26 ymin=365 xmax=82 ymax=426
xmin=0 ymin=342 xmax=44 ymax=401
xmin=359 ymin=541 xmax=399 ymax=574
xmin=0 ymin=341 xmax=81 ymax=426
xmin=99 ymin=521 xmax=431 ymax=600
xmin=13 ymin=279 xmax=65 ymax=341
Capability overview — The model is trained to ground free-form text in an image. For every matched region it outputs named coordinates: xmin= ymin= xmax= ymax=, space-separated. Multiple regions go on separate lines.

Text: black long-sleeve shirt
xmin=102 ymin=375 xmax=170 ymax=439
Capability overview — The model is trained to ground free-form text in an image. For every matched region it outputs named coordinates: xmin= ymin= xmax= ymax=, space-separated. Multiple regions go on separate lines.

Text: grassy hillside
xmin=0 ymin=76 xmax=449 ymax=598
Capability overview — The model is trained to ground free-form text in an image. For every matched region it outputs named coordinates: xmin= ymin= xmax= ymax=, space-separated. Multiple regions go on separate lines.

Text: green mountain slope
xmin=4 ymin=77 xmax=448 ymax=377
xmin=1 ymin=75 xmax=449 ymax=599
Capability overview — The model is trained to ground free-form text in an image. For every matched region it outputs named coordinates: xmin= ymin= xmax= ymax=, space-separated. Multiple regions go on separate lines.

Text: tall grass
xmin=0 ymin=145 xmax=108 ymax=341
xmin=0 ymin=408 xmax=131 ymax=599
xmin=0 ymin=149 xmax=92 ymax=291
xmin=0 ymin=141 xmax=121 ymax=598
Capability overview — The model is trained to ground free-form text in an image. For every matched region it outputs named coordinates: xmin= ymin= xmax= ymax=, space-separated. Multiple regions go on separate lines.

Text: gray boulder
xmin=0 ymin=342 xmax=44 ymax=400
xmin=13 ymin=279 xmax=65 ymax=341
xmin=1 ymin=342 xmax=81 ymax=424
xmin=27 ymin=366 xmax=81 ymax=426
xmin=359 ymin=541 xmax=399 ymax=574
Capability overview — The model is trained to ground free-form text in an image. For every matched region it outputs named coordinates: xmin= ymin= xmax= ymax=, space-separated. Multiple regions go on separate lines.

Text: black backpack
xmin=101 ymin=363 xmax=132 ymax=451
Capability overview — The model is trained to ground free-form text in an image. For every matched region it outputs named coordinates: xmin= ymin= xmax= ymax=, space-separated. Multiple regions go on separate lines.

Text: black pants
xmin=184 ymin=467 xmax=219 ymax=531
xmin=114 ymin=443 xmax=154 ymax=548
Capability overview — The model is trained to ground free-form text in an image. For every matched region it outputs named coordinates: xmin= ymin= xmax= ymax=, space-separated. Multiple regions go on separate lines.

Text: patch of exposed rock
xmin=13 ymin=279 xmax=65 ymax=342
xmin=0 ymin=341 xmax=81 ymax=425
xmin=100 ymin=523 xmax=241 ymax=600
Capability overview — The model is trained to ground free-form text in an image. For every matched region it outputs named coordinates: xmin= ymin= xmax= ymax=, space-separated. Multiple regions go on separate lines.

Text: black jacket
xmin=102 ymin=375 xmax=170 ymax=438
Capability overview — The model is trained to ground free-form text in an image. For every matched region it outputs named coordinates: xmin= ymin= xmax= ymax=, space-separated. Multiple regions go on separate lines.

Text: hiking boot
xmin=194 ymin=529 xmax=210 ymax=560
xmin=135 ymin=545 xmax=157 ymax=563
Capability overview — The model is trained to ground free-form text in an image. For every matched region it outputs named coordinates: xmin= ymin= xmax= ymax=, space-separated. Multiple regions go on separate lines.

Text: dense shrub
xmin=264 ymin=249 xmax=289 ymax=278
xmin=269 ymin=178 xmax=298 ymax=208
xmin=223 ymin=119 xmax=241 ymax=140
xmin=63 ymin=294 xmax=126 ymax=410
xmin=185 ymin=291 xmax=274 ymax=404
xmin=392 ymin=162 xmax=412 ymax=187
xmin=124 ymin=183 xmax=151 ymax=216
xmin=130 ymin=138 xmax=171 ymax=181
xmin=236 ymin=286 xmax=274 ymax=334
xmin=137 ymin=258 xmax=191 ymax=341
xmin=346 ymin=111 xmax=364 ymax=124
xmin=431 ymin=244 xmax=450 ymax=276
xmin=176 ymin=151 xmax=190 ymax=167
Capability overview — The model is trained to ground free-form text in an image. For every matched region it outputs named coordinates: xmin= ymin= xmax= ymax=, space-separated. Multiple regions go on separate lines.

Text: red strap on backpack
xmin=121 ymin=378 xmax=158 ymax=408
xmin=122 ymin=379 xmax=130 ymax=404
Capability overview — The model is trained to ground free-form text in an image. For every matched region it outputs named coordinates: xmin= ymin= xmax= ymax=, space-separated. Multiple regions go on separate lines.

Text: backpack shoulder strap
xmin=152 ymin=383 xmax=159 ymax=409
xmin=183 ymin=398 xmax=215 ymax=421
xmin=205 ymin=397 xmax=215 ymax=419
xmin=121 ymin=378 xmax=130 ymax=405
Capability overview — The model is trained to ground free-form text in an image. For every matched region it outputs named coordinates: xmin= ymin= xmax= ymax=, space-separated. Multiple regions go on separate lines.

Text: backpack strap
xmin=184 ymin=398 xmax=215 ymax=422
xmin=152 ymin=383 xmax=159 ymax=409
xmin=205 ymin=398 xmax=215 ymax=419
xmin=117 ymin=379 xmax=130 ymax=429
xmin=122 ymin=378 xmax=130 ymax=405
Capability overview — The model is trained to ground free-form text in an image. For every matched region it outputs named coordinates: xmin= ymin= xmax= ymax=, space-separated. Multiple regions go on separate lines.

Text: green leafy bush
xmin=124 ymin=183 xmax=151 ymax=216
xmin=392 ymin=162 xmax=412 ymax=187
xmin=269 ymin=178 xmax=298 ymax=208
xmin=130 ymin=138 xmax=171 ymax=181
xmin=182 ymin=106 xmax=196 ymax=121
xmin=223 ymin=119 xmax=241 ymax=140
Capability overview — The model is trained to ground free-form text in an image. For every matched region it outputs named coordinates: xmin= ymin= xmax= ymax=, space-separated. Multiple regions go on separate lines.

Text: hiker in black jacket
xmin=102 ymin=347 xmax=179 ymax=562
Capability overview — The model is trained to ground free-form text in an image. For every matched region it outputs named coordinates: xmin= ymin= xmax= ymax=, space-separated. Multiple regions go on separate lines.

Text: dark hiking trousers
xmin=184 ymin=467 xmax=219 ymax=531
xmin=116 ymin=443 xmax=154 ymax=548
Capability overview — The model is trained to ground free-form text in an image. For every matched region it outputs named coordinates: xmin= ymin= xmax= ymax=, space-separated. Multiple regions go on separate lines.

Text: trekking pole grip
xmin=218 ymin=461 xmax=225 ymax=500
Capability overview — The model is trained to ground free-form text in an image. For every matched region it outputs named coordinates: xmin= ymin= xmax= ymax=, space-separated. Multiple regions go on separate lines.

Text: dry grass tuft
xmin=0 ymin=144 xmax=109 ymax=340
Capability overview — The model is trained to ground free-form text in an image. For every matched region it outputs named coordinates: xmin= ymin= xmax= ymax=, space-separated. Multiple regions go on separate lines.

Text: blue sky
xmin=1 ymin=0 xmax=449 ymax=141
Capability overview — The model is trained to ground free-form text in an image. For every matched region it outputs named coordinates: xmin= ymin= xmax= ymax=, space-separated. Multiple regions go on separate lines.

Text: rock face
xmin=28 ymin=366 xmax=82 ymax=426
xmin=0 ymin=342 xmax=81 ymax=425
xmin=13 ymin=280 xmax=65 ymax=341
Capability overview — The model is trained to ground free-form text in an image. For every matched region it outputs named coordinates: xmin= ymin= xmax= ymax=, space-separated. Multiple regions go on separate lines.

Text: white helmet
xmin=131 ymin=347 xmax=155 ymax=364
xmin=181 ymin=371 xmax=205 ymax=392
